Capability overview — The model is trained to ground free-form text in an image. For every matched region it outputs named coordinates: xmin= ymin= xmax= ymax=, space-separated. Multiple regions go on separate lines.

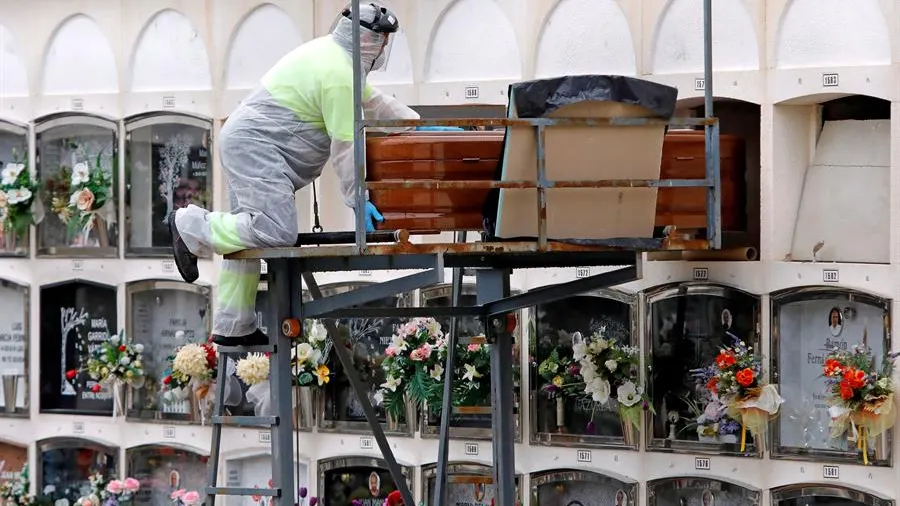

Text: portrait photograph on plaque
xmin=531 ymin=290 xmax=636 ymax=447
xmin=317 ymin=457 xmax=411 ymax=506
xmin=127 ymin=445 xmax=207 ymax=506
xmin=0 ymin=280 xmax=28 ymax=416
xmin=645 ymin=283 xmax=760 ymax=454
xmin=126 ymin=281 xmax=211 ymax=422
xmin=39 ymin=281 xmax=117 ymax=414
xmin=125 ymin=114 xmax=212 ymax=256
xmin=224 ymin=455 xmax=309 ymax=506
xmin=647 ymin=478 xmax=759 ymax=506
xmin=35 ymin=115 xmax=118 ymax=256
xmin=0 ymin=441 xmax=27 ymax=484
xmin=422 ymin=463 xmax=522 ymax=506
xmin=771 ymin=484 xmax=892 ymax=506
xmin=530 ymin=469 xmax=637 ymax=506
xmin=37 ymin=439 xmax=117 ymax=505
xmin=0 ymin=120 xmax=32 ymax=256
xmin=771 ymin=287 xmax=892 ymax=465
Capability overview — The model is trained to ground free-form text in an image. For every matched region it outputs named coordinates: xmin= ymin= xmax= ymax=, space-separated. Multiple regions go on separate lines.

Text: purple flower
xmin=642 ymin=401 xmax=649 ymax=411
xmin=568 ymin=365 xmax=581 ymax=376
xmin=351 ymin=501 xmax=362 ymax=506
xmin=545 ymin=384 xmax=558 ymax=394
xmin=299 ymin=487 xmax=307 ymax=499
xmin=309 ymin=498 xmax=318 ymax=506
xmin=586 ymin=421 xmax=596 ymax=434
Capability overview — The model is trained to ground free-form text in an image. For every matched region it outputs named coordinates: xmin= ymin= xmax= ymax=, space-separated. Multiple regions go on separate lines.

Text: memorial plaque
xmin=646 ymin=284 xmax=759 ymax=450
xmin=128 ymin=284 xmax=210 ymax=417
xmin=125 ymin=117 xmax=212 ymax=255
xmin=424 ymin=464 xmax=521 ymax=506
xmin=0 ymin=442 xmax=27 ymax=484
xmin=532 ymin=292 xmax=632 ymax=442
xmin=224 ymin=455 xmax=309 ymax=506
xmin=128 ymin=446 xmax=207 ymax=506
xmin=39 ymin=441 xmax=117 ymax=504
xmin=0 ymin=124 xmax=30 ymax=255
xmin=0 ymin=281 xmax=27 ymax=411
xmin=535 ymin=477 xmax=630 ymax=506
xmin=36 ymin=118 xmax=118 ymax=254
xmin=322 ymin=466 xmax=397 ymax=506
xmin=648 ymin=478 xmax=758 ymax=506
xmin=772 ymin=486 xmax=890 ymax=506
xmin=39 ymin=282 xmax=117 ymax=414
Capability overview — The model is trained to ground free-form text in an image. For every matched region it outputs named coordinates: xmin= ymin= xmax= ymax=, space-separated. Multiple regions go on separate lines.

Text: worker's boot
xmin=211 ymin=329 xmax=269 ymax=347
xmin=168 ymin=212 xmax=199 ymax=284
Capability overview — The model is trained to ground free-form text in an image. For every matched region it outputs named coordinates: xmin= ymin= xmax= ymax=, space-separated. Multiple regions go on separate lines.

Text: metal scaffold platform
xmin=204 ymin=1 xmax=720 ymax=506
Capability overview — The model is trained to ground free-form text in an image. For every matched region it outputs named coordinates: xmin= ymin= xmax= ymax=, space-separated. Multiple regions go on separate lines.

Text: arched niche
xmin=418 ymin=283 xmax=523 ymax=441
xmin=772 ymin=94 xmax=891 ymax=263
xmin=648 ymin=477 xmax=759 ymax=506
xmin=531 ymin=469 xmax=637 ymax=506
xmin=652 ymin=0 xmax=759 ymax=74
xmin=126 ymin=444 xmax=208 ymax=506
xmin=534 ymin=0 xmax=636 ymax=79
xmin=421 ymin=462 xmax=523 ymax=506
xmin=129 ymin=9 xmax=212 ymax=92
xmin=37 ymin=437 xmax=118 ymax=504
xmin=0 ymin=25 xmax=29 ymax=97
xmin=39 ymin=280 xmax=117 ymax=414
xmin=225 ymin=3 xmax=303 ymax=90
xmin=41 ymin=14 xmax=118 ymax=95
xmin=310 ymin=282 xmax=409 ymax=434
xmin=775 ymin=0 xmax=890 ymax=69
xmin=317 ymin=456 xmax=412 ymax=505
xmin=35 ymin=113 xmax=118 ymax=256
xmin=0 ymin=440 xmax=28 ymax=483
xmin=0 ymin=119 xmax=30 ymax=256
xmin=531 ymin=288 xmax=637 ymax=447
xmin=125 ymin=280 xmax=211 ymax=422
xmin=0 ymin=279 xmax=29 ymax=416
xmin=124 ymin=113 xmax=213 ymax=256
xmin=770 ymin=287 xmax=892 ymax=466
xmin=771 ymin=484 xmax=893 ymax=506
xmin=644 ymin=283 xmax=760 ymax=455
xmin=425 ymin=0 xmax=521 ymax=82
xmin=223 ymin=451 xmax=310 ymax=502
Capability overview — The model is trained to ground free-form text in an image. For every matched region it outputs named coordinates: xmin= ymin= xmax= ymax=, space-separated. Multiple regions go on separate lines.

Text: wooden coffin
xmin=366 ymin=130 xmax=746 ymax=233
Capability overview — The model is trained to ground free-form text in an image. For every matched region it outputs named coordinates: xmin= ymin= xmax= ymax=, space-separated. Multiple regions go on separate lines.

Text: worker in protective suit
xmin=168 ymin=3 xmax=420 ymax=347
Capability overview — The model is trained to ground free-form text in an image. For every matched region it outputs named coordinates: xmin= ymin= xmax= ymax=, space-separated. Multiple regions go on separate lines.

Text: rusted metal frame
xmin=364 ymin=178 xmax=713 ymax=190
xmin=536 ymin=124 xmax=549 ymax=250
xmin=311 ymin=306 xmax=482 ymax=319
xmin=362 ymin=117 xmax=719 ymax=129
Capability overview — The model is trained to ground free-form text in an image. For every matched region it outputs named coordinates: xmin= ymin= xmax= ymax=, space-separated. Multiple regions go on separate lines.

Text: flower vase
xmin=621 ymin=419 xmax=637 ymax=445
xmin=292 ymin=386 xmax=316 ymax=429
xmin=1 ymin=373 xmax=18 ymax=413
xmin=111 ymin=381 xmax=126 ymax=418
xmin=555 ymin=397 xmax=566 ymax=432
xmin=195 ymin=395 xmax=211 ymax=425
xmin=1 ymin=230 xmax=21 ymax=254
xmin=387 ymin=394 xmax=417 ymax=432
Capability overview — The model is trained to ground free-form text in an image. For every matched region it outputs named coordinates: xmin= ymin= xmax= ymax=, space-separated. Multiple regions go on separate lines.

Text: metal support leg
xmin=302 ymin=272 xmax=415 ymax=506
xmin=476 ymin=269 xmax=515 ymax=506
xmin=268 ymin=259 xmax=295 ymax=506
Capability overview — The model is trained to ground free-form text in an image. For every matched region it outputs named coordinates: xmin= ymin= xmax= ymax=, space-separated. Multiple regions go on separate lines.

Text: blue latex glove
xmin=416 ymin=126 xmax=464 ymax=132
xmin=365 ymin=201 xmax=384 ymax=232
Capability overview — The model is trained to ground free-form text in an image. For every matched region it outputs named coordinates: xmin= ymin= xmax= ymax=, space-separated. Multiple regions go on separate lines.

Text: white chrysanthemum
xmin=172 ymin=343 xmax=210 ymax=378
xmin=235 ymin=353 xmax=270 ymax=385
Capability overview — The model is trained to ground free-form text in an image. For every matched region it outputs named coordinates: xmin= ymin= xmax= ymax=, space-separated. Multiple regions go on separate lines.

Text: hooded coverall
xmin=169 ymin=4 xmax=419 ymax=346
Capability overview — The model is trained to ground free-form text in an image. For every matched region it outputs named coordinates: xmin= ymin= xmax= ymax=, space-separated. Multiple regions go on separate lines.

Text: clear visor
xmin=371 ymin=33 xmax=395 ymax=72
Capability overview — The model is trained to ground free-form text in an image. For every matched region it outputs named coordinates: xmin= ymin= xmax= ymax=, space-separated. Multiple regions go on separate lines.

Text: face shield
xmin=370 ymin=32 xmax=394 ymax=72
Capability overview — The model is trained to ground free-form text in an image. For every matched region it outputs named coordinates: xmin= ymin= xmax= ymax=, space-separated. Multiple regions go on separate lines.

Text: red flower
xmin=66 ymin=370 xmax=77 ymax=380
xmin=840 ymin=380 xmax=855 ymax=400
xmin=91 ymin=384 xmax=102 ymax=393
xmin=823 ymin=358 xmax=844 ymax=377
xmin=386 ymin=491 xmax=404 ymax=506
xmin=843 ymin=368 xmax=866 ymax=389
xmin=162 ymin=375 xmax=172 ymax=385
xmin=735 ymin=368 xmax=755 ymax=387
xmin=715 ymin=352 xmax=736 ymax=370
xmin=118 ymin=345 xmax=127 ymax=352
xmin=203 ymin=344 xmax=217 ymax=368
xmin=706 ymin=377 xmax=719 ymax=394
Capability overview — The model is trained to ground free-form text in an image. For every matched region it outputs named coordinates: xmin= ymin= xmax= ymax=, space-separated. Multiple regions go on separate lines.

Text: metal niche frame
xmin=530 ymin=468 xmax=638 ymax=506
xmin=529 ymin=287 xmax=638 ymax=449
xmin=311 ymin=281 xmax=415 ymax=436
xmin=647 ymin=477 xmax=760 ymax=506
xmin=0 ymin=119 xmax=31 ymax=257
xmin=643 ymin=282 xmax=762 ymax=457
xmin=124 ymin=280 xmax=212 ymax=424
xmin=36 ymin=437 xmax=120 ymax=492
xmin=769 ymin=286 xmax=893 ymax=466
xmin=123 ymin=112 xmax=214 ymax=258
xmin=316 ymin=456 xmax=414 ymax=502
xmin=418 ymin=283 xmax=524 ymax=441
xmin=421 ymin=461 xmax=523 ymax=506
xmin=771 ymin=484 xmax=893 ymax=506
xmin=34 ymin=113 xmax=120 ymax=258
xmin=0 ymin=278 xmax=30 ymax=418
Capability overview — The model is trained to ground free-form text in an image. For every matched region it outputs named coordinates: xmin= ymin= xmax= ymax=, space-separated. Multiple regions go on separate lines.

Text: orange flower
xmin=842 ymin=368 xmax=866 ymax=389
xmin=735 ymin=368 xmax=755 ymax=387
xmin=839 ymin=380 xmax=855 ymax=400
xmin=706 ymin=377 xmax=719 ymax=394
xmin=823 ymin=358 xmax=844 ymax=377
xmin=715 ymin=351 xmax=736 ymax=370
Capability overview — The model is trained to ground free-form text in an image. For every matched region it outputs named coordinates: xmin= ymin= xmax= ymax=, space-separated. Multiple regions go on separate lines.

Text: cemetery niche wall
xmin=771 ymin=484 xmax=893 ymax=506
xmin=647 ymin=477 xmax=759 ymax=506
xmin=0 ymin=120 xmax=31 ymax=255
xmin=124 ymin=113 xmax=212 ymax=257
xmin=770 ymin=286 xmax=892 ymax=466
xmin=530 ymin=289 xmax=636 ymax=448
xmin=530 ymin=469 xmax=637 ymax=506
xmin=126 ymin=280 xmax=211 ymax=422
xmin=0 ymin=279 xmax=28 ymax=416
xmin=126 ymin=444 xmax=208 ymax=506
xmin=421 ymin=462 xmax=522 ymax=506
xmin=223 ymin=453 xmax=309 ymax=506
xmin=37 ymin=438 xmax=118 ymax=505
xmin=0 ymin=441 xmax=28 ymax=485
xmin=317 ymin=456 xmax=412 ymax=506
xmin=39 ymin=280 xmax=117 ymax=415
xmin=645 ymin=283 xmax=761 ymax=455
xmin=35 ymin=114 xmax=118 ymax=257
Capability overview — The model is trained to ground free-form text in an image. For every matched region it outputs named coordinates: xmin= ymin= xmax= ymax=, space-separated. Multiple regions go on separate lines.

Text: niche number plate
xmin=694 ymin=457 xmax=711 ymax=470
xmin=258 ymin=431 xmax=271 ymax=444
xmin=692 ymin=267 xmax=709 ymax=281
xmin=464 ymin=443 xmax=479 ymax=456
xmin=823 ymin=269 xmax=839 ymax=283
xmin=576 ymin=450 xmax=592 ymax=463
xmin=360 ymin=436 xmax=374 ymax=450
xmin=823 ymin=465 xmax=840 ymax=479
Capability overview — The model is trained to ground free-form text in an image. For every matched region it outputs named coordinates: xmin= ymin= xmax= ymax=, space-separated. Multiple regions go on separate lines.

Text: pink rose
xmin=170 ymin=490 xmax=186 ymax=500
xmin=467 ymin=344 xmax=481 ymax=352
xmin=106 ymin=480 xmax=124 ymax=494
xmin=182 ymin=491 xmax=200 ymax=506
xmin=75 ymin=188 xmax=96 ymax=212
xmin=82 ymin=500 xmax=92 ymax=506
xmin=409 ymin=349 xmax=424 ymax=361
xmin=418 ymin=344 xmax=432 ymax=359
xmin=402 ymin=322 xmax=417 ymax=335
xmin=384 ymin=346 xmax=397 ymax=357
xmin=123 ymin=478 xmax=141 ymax=492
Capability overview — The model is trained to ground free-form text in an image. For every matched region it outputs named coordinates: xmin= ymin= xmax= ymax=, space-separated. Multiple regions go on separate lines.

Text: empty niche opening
xmin=649 ymin=98 xmax=761 ymax=261
xmin=775 ymin=95 xmax=890 ymax=264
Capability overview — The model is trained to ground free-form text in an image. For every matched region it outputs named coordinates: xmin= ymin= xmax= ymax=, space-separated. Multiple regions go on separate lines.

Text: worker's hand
xmin=416 ymin=126 xmax=464 ymax=132
xmin=365 ymin=201 xmax=384 ymax=232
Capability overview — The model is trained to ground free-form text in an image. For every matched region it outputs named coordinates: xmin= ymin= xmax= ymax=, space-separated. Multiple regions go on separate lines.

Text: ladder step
xmin=453 ymin=406 xmax=492 ymax=415
xmin=211 ymin=416 xmax=278 ymax=427
xmin=206 ymin=487 xmax=280 ymax=497
xmin=217 ymin=344 xmax=276 ymax=354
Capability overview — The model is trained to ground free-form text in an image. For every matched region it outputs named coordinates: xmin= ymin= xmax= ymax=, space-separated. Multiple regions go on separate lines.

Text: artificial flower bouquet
xmin=66 ymin=330 xmax=145 ymax=417
xmin=537 ymin=348 xmax=583 ymax=399
xmin=75 ymin=476 xmax=140 ymax=506
xmin=0 ymin=153 xmax=39 ymax=247
xmin=291 ymin=319 xmax=331 ymax=387
xmin=437 ymin=340 xmax=491 ymax=411
xmin=697 ymin=339 xmax=783 ymax=451
xmin=572 ymin=328 xmax=653 ymax=439
xmin=681 ymin=394 xmax=741 ymax=442
xmin=48 ymin=152 xmax=114 ymax=242
xmin=0 ymin=464 xmax=36 ymax=506
xmin=171 ymin=338 xmax=219 ymax=423
xmin=822 ymin=342 xmax=897 ymax=465
xmin=170 ymin=489 xmax=202 ymax=506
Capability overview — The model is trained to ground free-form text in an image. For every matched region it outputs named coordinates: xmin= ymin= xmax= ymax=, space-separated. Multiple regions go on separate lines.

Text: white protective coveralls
xmin=170 ymin=3 xmax=419 ymax=346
